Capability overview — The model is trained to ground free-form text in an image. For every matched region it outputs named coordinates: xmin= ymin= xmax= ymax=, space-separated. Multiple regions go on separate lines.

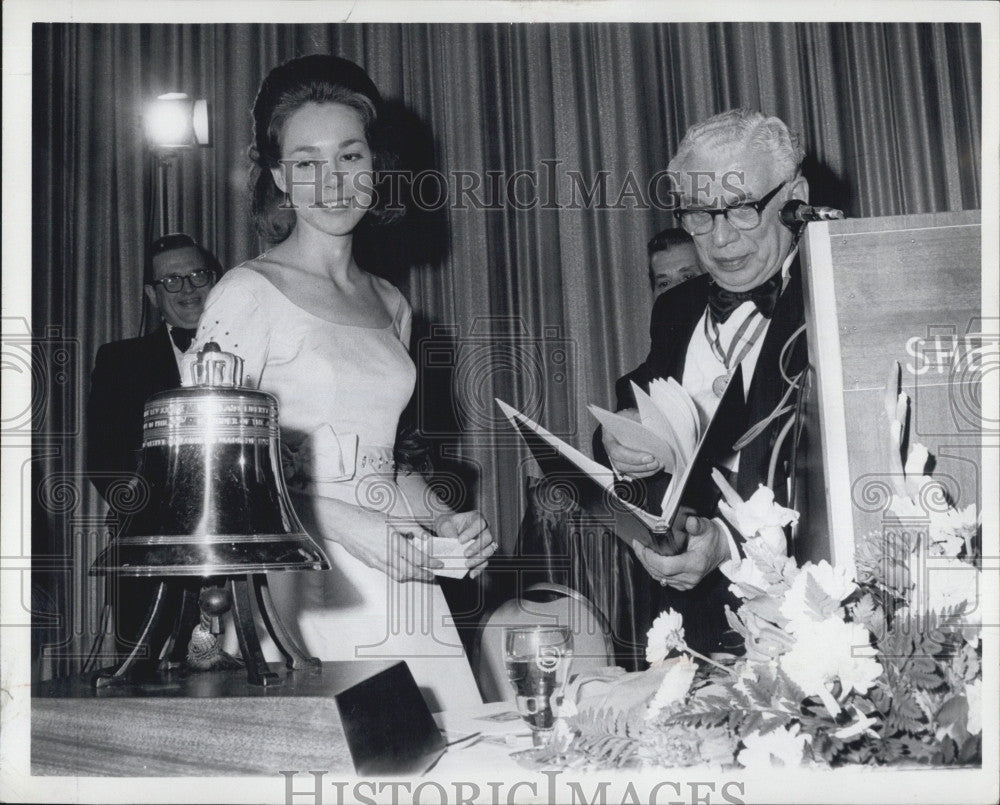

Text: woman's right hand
xmin=296 ymin=493 xmax=444 ymax=582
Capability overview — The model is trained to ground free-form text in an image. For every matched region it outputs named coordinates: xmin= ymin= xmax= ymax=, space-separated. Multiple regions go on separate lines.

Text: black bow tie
xmin=170 ymin=326 xmax=197 ymax=352
xmin=707 ymin=272 xmax=783 ymax=324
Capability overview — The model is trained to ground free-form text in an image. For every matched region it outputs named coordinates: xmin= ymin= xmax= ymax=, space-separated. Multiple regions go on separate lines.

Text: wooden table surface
xmin=32 ymin=661 xmax=392 ymax=776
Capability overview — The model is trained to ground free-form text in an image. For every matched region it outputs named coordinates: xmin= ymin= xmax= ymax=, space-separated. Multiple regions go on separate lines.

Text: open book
xmin=588 ymin=376 xmax=704 ymax=508
xmin=496 ymin=366 xmax=743 ymax=556
xmin=496 ymin=398 xmax=683 ymax=555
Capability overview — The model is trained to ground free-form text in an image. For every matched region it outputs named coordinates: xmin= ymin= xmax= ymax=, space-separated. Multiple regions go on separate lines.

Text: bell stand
xmin=93 ymin=574 xmax=320 ymax=689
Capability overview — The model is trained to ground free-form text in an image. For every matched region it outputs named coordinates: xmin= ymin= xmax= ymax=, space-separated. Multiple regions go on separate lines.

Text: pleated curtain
xmin=30 ymin=22 xmax=981 ymax=678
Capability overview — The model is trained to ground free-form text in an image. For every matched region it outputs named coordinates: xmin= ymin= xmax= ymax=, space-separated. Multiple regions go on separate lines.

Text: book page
xmin=496 ymin=399 xmax=666 ymax=531
xmin=645 ymin=378 xmax=700 ymax=456
xmin=587 ymin=404 xmax=679 ymax=473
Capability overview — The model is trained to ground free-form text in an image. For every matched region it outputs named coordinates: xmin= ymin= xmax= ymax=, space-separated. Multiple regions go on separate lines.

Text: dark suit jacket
xmin=640 ymin=259 xmax=807 ymax=509
xmin=602 ymin=261 xmax=807 ymax=654
xmin=86 ymin=323 xmax=180 ymax=502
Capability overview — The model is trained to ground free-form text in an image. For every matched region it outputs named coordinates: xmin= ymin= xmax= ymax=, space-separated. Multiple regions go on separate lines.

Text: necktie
xmin=707 ymin=272 xmax=782 ymax=324
xmin=170 ymin=327 xmax=197 ymax=352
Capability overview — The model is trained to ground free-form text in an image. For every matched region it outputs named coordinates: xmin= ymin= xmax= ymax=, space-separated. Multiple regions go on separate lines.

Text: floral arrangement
xmin=527 ymin=364 xmax=982 ymax=770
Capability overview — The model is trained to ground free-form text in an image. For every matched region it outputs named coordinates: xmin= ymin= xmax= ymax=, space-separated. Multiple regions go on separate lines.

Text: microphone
xmin=780 ymin=199 xmax=846 ymax=229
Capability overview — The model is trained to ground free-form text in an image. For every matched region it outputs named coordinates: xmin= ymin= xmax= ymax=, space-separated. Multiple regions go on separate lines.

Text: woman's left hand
xmin=434 ymin=510 xmax=497 ymax=579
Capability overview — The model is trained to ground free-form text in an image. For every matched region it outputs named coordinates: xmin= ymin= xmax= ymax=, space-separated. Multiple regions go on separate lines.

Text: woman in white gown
xmin=186 ymin=55 xmax=493 ymax=710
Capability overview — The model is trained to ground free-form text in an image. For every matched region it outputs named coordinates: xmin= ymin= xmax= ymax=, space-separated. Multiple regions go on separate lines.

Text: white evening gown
xmin=186 ymin=264 xmax=483 ymax=712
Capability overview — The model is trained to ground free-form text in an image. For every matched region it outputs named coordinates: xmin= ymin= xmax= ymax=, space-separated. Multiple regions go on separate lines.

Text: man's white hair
xmin=668 ymin=108 xmax=805 ymax=181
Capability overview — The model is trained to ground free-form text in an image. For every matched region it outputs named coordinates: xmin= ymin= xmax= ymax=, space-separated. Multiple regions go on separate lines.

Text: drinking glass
xmin=503 ymin=625 xmax=574 ymax=746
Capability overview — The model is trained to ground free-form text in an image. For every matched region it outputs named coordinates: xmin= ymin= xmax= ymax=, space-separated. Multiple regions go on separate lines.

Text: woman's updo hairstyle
xmin=249 ymin=54 xmax=400 ymax=243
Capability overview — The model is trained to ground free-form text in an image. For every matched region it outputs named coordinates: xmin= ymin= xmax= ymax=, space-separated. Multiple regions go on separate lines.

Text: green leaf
xmin=958 ymin=734 xmax=982 ymax=764
xmin=886 ymin=690 xmax=926 ymax=734
xmin=774 ymin=667 xmax=807 ymax=708
xmin=744 ymin=675 xmax=776 ymax=710
xmin=663 ymin=698 xmax=736 ymax=730
xmin=744 ymin=538 xmax=798 ymax=585
xmin=741 ymin=594 xmax=789 ymax=627
xmin=803 ymin=572 xmax=842 ymax=620
xmin=899 ymin=736 xmax=936 ymax=762
xmin=874 ymin=735 xmax=905 ymax=763
xmin=868 ymin=684 xmax=891 ymax=714
xmin=957 ymin=642 xmax=981 ymax=682
xmin=758 ymin=713 xmax=791 ymax=735
xmin=851 ymin=593 xmax=881 ymax=627
xmin=741 ymin=710 xmax=763 ymax=734
xmin=810 ymin=731 xmax=844 ymax=764
xmin=909 ymin=669 xmax=945 ymax=691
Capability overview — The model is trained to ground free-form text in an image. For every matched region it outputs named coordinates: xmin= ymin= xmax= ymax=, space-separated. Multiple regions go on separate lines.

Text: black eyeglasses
xmin=151 ymin=269 xmax=215 ymax=294
xmin=676 ymin=181 xmax=787 ymax=235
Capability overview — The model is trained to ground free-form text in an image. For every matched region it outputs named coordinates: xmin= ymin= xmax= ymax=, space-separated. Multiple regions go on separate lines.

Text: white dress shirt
xmin=679 ymin=249 xmax=798 ymax=560
xmin=681 ymin=248 xmax=798 ymax=472
xmin=682 ymin=302 xmax=769 ymax=474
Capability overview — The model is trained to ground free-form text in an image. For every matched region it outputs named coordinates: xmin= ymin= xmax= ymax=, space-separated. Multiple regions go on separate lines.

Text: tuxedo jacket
xmin=86 ymin=323 xmax=180 ymax=502
xmin=620 ymin=260 xmax=807 ymax=514
xmin=604 ymin=262 xmax=807 ymax=655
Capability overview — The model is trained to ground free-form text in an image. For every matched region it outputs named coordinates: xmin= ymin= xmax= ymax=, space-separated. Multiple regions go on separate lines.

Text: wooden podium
xmin=797 ymin=210 xmax=984 ymax=566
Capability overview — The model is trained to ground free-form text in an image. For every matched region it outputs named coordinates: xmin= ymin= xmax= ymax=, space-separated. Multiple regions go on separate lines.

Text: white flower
xmin=646 ymin=609 xmax=686 ymax=666
xmin=927 ymin=503 xmax=979 ymax=556
xmin=737 ymin=608 xmax=796 ymax=661
xmin=916 ymin=555 xmax=981 ymax=616
xmin=780 ymin=617 xmax=883 ymax=717
xmin=721 ymin=556 xmax=772 ymax=599
xmin=733 ymin=661 xmax=764 ymax=698
xmin=645 ymin=655 xmax=697 ymax=720
xmin=753 ymin=525 xmax=790 ymax=556
xmin=888 ymin=493 xmax=928 ymax=521
xmin=714 ymin=474 xmax=798 ymax=550
xmin=808 ymin=560 xmax=858 ymax=601
xmin=891 ymin=490 xmax=978 ymax=558
xmin=780 ymin=560 xmax=857 ymax=627
xmin=737 ymin=724 xmax=809 ymax=768
xmin=966 ymin=679 xmax=982 ymax=735
xmin=743 ymin=538 xmax=801 ymax=587
xmin=887 ymin=437 xmax=979 ymax=558
xmin=928 ymin=528 xmax=965 ymax=558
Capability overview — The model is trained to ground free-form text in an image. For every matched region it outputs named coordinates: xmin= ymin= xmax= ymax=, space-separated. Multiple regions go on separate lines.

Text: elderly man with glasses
xmin=602 ymin=108 xmax=810 ymax=656
xmin=86 ymin=233 xmax=220 ymax=657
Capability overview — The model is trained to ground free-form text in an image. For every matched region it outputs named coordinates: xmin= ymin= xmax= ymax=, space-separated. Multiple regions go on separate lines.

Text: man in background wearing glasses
xmin=602 ymin=108 xmax=809 ymax=656
xmin=86 ymin=233 xmax=219 ymax=653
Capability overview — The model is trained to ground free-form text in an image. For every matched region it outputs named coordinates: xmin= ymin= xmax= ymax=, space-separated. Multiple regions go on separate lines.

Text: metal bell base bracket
xmin=93 ymin=574 xmax=319 ymax=689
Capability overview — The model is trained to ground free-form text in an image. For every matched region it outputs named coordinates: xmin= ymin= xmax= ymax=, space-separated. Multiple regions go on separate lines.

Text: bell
xmin=91 ymin=342 xmax=329 ymax=577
